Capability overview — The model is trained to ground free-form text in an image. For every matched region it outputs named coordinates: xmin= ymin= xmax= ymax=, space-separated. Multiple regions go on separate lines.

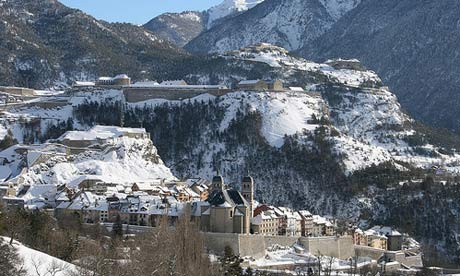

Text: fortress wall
xmin=203 ymin=232 xmax=241 ymax=256
xmin=354 ymin=245 xmax=385 ymax=260
xmin=300 ymin=236 xmax=354 ymax=259
xmin=204 ymin=233 xmax=354 ymax=260
xmin=123 ymin=88 xmax=231 ymax=102
xmin=239 ymin=235 xmax=266 ymax=258
xmin=263 ymin=236 xmax=299 ymax=248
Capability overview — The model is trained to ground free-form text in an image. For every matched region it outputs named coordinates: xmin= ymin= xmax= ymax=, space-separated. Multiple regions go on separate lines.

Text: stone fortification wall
xmin=263 ymin=236 xmax=299 ymax=248
xmin=123 ymin=88 xmax=231 ymax=102
xmin=300 ymin=236 xmax=354 ymax=259
xmin=204 ymin=233 xmax=354 ymax=260
xmin=355 ymin=245 xmax=385 ymax=260
xmin=203 ymin=232 xmax=242 ymax=257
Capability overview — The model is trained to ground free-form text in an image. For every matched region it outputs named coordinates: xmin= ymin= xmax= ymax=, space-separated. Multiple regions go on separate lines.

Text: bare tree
xmin=316 ymin=251 xmax=324 ymax=276
xmin=324 ymin=256 xmax=334 ymax=276
xmin=31 ymin=258 xmax=69 ymax=276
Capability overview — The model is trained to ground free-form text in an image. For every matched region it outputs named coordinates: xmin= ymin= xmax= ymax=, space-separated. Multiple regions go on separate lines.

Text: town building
xmin=251 ymin=209 xmax=279 ymax=235
xmin=298 ymin=210 xmax=314 ymax=236
xmin=354 ymin=226 xmax=403 ymax=251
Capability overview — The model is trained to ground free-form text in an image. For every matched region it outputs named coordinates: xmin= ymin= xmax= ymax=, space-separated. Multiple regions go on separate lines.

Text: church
xmin=199 ymin=174 xmax=254 ymax=234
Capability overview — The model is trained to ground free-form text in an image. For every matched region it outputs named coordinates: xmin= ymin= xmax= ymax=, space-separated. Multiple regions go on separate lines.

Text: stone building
xmin=199 ymin=174 xmax=252 ymax=234
xmin=354 ymin=226 xmax=402 ymax=251
xmin=96 ymin=74 xmax=131 ymax=86
xmin=251 ymin=210 xmax=279 ymax=235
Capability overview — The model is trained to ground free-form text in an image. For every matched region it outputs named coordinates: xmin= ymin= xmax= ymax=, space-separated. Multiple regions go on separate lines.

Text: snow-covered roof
xmin=251 ymin=210 xmax=279 ymax=225
xmin=20 ymin=184 xmax=57 ymax=203
xmin=289 ymin=87 xmax=304 ymax=92
xmin=98 ymin=77 xmax=113 ymax=81
xmin=131 ymin=81 xmax=160 ymax=87
xmin=160 ymin=80 xmax=187 ymax=86
xmin=368 ymin=226 xmax=402 ymax=237
xmin=239 ymin=79 xmax=262 ymax=85
xmin=0 ymin=165 xmax=12 ymax=182
xmin=74 ymin=81 xmax=95 ymax=86
xmin=114 ymin=74 xmax=130 ymax=80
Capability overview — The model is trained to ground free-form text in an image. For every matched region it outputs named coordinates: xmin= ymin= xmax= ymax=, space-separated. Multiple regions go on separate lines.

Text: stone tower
xmin=211 ymin=173 xmax=225 ymax=192
xmin=242 ymin=173 xmax=254 ymax=217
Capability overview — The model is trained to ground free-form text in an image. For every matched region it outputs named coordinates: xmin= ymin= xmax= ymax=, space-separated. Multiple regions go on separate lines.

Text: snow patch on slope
xmin=218 ymin=92 xmax=322 ymax=147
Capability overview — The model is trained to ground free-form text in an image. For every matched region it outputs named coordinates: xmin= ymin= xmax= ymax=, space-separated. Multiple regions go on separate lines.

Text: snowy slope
xmin=2 ymin=238 xmax=78 ymax=276
xmin=19 ymin=137 xmax=175 ymax=187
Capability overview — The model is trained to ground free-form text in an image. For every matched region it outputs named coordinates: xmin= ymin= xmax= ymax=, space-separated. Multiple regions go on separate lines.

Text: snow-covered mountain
xmin=186 ymin=0 xmax=360 ymax=53
xmin=206 ymin=0 xmax=265 ymax=28
xmin=144 ymin=0 xmax=265 ymax=47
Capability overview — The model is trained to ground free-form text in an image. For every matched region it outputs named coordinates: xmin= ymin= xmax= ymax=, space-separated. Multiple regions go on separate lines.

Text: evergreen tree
xmin=0 ymin=130 xmax=18 ymax=150
xmin=220 ymin=246 xmax=243 ymax=276
xmin=112 ymin=214 xmax=123 ymax=238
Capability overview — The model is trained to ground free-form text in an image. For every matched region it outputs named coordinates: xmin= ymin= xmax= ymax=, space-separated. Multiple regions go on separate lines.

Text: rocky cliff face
xmin=299 ymin=0 xmax=460 ymax=132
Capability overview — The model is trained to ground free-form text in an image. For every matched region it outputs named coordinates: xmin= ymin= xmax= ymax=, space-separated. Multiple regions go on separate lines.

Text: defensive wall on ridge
xmin=123 ymin=87 xmax=232 ymax=102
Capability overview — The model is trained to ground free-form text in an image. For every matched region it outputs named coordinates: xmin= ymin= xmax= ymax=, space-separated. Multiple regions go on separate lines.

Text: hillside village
xmin=0 ymin=125 xmax=424 ymax=273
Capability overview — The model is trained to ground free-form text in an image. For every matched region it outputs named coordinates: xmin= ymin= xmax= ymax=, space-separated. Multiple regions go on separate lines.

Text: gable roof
xmin=207 ymin=189 xmax=249 ymax=207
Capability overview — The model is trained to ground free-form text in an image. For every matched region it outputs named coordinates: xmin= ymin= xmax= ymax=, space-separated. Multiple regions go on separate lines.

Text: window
xmin=230 ymin=210 xmax=233 ymax=217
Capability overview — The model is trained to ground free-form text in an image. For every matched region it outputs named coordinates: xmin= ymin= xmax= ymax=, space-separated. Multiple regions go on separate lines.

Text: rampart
xmin=123 ymin=87 xmax=232 ymax=102
xmin=299 ymin=236 xmax=354 ymax=259
xmin=203 ymin=233 xmax=354 ymax=259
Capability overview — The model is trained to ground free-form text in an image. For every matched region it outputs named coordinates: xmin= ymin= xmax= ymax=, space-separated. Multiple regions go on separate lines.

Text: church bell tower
xmin=241 ymin=173 xmax=254 ymax=217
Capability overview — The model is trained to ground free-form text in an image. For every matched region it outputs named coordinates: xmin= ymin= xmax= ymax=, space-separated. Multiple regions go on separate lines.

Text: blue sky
xmin=59 ymin=0 xmax=222 ymax=25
